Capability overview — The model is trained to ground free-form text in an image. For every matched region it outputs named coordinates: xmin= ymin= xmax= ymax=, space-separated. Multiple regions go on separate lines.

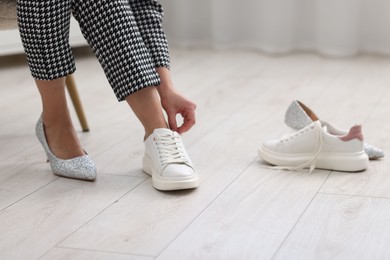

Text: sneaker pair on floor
xmin=258 ymin=100 xmax=384 ymax=173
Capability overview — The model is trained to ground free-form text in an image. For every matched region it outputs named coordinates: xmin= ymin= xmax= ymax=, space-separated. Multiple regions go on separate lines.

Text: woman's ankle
xmin=144 ymin=126 xmax=170 ymax=141
xmin=42 ymin=110 xmax=73 ymax=127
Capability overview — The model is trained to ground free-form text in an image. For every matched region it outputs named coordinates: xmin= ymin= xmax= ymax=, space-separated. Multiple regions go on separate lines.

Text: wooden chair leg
xmin=65 ymin=74 xmax=90 ymax=132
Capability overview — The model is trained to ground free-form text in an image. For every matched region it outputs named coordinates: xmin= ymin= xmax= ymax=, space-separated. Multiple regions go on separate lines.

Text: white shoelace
xmin=154 ymin=133 xmax=189 ymax=169
xmin=271 ymin=122 xmax=324 ymax=174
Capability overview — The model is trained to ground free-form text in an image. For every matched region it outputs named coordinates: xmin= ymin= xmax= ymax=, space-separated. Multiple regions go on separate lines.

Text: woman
xmin=17 ymin=0 xmax=199 ymax=191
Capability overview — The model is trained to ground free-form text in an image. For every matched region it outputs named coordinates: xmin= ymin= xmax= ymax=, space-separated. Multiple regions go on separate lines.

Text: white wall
xmin=161 ymin=0 xmax=390 ymax=56
xmin=3 ymin=1 xmax=390 ymax=57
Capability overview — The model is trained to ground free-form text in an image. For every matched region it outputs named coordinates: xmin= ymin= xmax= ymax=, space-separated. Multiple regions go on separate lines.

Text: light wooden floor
xmin=1 ymin=48 xmax=390 ymax=260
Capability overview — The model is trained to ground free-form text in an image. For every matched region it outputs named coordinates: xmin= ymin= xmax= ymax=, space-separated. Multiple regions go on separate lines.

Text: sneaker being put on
xmin=143 ymin=128 xmax=199 ymax=191
xmin=258 ymin=121 xmax=369 ymax=173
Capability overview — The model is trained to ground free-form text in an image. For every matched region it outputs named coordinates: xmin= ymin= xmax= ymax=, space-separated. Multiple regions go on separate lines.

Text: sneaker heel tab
xmin=339 ymin=124 xmax=364 ymax=142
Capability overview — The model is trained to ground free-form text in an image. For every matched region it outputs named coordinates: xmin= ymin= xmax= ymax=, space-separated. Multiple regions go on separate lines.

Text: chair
xmin=0 ymin=0 xmax=90 ymax=132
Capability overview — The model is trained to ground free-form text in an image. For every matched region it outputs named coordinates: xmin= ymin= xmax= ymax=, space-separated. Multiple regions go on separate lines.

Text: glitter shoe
xmin=36 ymin=117 xmax=97 ymax=181
xmin=285 ymin=100 xmax=384 ymax=159
xmin=258 ymin=121 xmax=369 ymax=172
xmin=143 ymin=128 xmax=199 ymax=191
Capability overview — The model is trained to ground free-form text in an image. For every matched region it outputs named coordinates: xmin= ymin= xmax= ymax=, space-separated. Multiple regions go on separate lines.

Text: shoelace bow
xmin=154 ymin=133 xmax=189 ymax=169
xmin=272 ymin=122 xmax=323 ymax=174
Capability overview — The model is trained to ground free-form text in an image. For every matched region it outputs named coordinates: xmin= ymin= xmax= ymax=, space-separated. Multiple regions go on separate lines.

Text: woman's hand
xmin=156 ymin=67 xmax=196 ymax=134
xmin=160 ymin=88 xmax=196 ymax=134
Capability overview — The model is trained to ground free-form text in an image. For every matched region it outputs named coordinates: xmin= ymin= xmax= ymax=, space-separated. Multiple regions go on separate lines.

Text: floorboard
xmin=0 ymin=48 xmax=389 ymax=259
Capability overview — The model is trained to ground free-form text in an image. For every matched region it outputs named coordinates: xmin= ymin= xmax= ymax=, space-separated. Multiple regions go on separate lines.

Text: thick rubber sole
xmin=142 ymin=156 xmax=199 ymax=191
xmin=258 ymin=146 xmax=369 ymax=172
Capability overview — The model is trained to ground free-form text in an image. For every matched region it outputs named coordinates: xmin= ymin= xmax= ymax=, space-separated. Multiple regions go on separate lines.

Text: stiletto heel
xmin=36 ymin=117 xmax=97 ymax=181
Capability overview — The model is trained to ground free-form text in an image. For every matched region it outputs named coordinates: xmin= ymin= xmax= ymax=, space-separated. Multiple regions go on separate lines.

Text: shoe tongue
xmin=313 ymin=120 xmax=328 ymax=133
xmin=154 ymin=128 xmax=175 ymax=136
xmin=313 ymin=120 xmax=322 ymax=127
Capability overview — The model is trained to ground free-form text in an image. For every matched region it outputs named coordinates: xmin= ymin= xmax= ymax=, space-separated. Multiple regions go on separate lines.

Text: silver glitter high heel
xmin=36 ymin=117 xmax=97 ymax=180
xmin=285 ymin=100 xmax=384 ymax=160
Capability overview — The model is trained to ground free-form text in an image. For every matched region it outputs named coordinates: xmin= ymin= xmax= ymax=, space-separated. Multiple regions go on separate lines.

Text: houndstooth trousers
xmin=17 ymin=0 xmax=170 ymax=101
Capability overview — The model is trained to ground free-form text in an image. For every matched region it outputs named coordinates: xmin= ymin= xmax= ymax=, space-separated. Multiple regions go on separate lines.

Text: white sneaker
xmin=285 ymin=100 xmax=384 ymax=159
xmin=143 ymin=128 xmax=199 ymax=191
xmin=258 ymin=121 xmax=369 ymax=172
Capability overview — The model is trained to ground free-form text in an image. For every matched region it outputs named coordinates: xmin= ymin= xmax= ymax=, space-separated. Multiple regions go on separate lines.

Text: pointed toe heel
xmin=36 ymin=117 xmax=97 ymax=181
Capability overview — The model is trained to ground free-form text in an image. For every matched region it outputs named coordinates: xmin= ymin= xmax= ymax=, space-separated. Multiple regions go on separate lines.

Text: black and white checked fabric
xmin=17 ymin=0 xmax=170 ymax=101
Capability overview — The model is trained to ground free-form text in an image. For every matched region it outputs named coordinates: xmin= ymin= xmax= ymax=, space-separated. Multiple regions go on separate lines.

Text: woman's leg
xmin=72 ymin=0 xmax=171 ymax=137
xmin=129 ymin=1 xmax=196 ymax=134
xmin=36 ymin=78 xmax=84 ymax=159
xmin=125 ymin=87 xmax=168 ymax=140
xmin=18 ymin=0 xmax=96 ymax=181
xmin=18 ymin=0 xmax=84 ymax=160
xmin=72 ymin=0 xmax=195 ymax=136
xmin=72 ymin=0 xmax=198 ymax=190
